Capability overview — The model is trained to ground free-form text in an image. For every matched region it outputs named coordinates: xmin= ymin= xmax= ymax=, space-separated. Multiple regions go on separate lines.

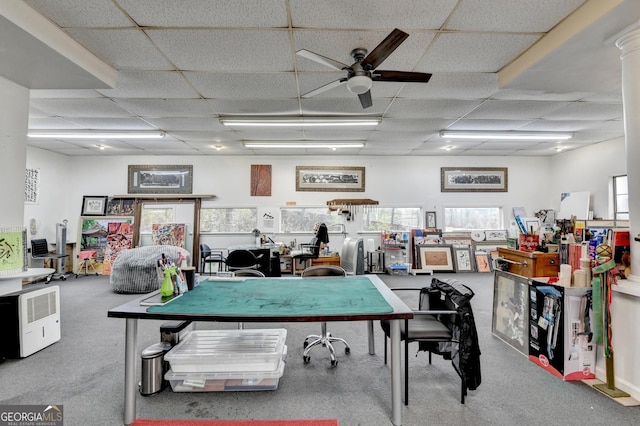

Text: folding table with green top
xmin=108 ymin=275 xmax=413 ymax=426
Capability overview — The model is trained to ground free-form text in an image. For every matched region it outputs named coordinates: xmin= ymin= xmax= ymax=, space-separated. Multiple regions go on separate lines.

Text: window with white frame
xmin=613 ymin=175 xmax=629 ymax=221
xmin=361 ymin=207 xmax=421 ymax=231
xmin=280 ymin=207 xmax=341 ymax=233
xmin=200 ymin=208 xmax=258 ymax=232
xmin=443 ymin=207 xmax=503 ymax=232
xmin=140 ymin=206 xmax=175 ymax=233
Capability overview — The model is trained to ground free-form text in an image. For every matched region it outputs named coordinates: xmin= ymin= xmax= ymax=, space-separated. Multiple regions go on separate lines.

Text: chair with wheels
xmin=30 ymin=238 xmax=68 ymax=283
xmin=300 ymin=265 xmax=350 ymax=366
xmin=380 ymin=277 xmax=480 ymax=405
xmin=199 ymin=243 xmax=224 ymax=275
xmin=290 ymin=223 xmax=329 ymax=275
xmin=225 ymin=249 xmax=263 ymax=272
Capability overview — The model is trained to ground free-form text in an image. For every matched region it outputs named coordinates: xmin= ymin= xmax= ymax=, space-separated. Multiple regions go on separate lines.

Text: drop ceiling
xmin=4 ymin=0 xmax=639 ymax=157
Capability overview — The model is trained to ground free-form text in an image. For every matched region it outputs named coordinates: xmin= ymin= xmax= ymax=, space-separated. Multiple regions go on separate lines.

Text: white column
xmin=0 ymin=76 xmax=29 ymax=227
xmin=615 ymin=23 xmax=640 ymax=283
xmin=0 ymin=76 xmax=30 ymax=295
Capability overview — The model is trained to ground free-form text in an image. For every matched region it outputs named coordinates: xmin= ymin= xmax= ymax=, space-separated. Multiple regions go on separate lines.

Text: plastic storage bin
xmin=165 ymin=358 xmax=285 ymax=392
xmin=164 ymin=329 xmax=287 ymax=373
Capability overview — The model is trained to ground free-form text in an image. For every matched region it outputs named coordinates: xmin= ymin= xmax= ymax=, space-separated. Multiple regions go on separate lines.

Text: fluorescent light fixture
xmin=221 ymin=117 xmax=380 ymax=127
xmin=243 ymin=142 xmax=365 ymax=149
xmin=28 ymin=130 xmax=165 ymax=139
xmin=439 ymin=131 xmax=572 ymax=141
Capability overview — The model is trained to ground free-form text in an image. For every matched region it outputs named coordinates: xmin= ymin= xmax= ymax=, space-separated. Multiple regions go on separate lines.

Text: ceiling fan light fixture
xmin=346 ymin=75 xmax=372 ymax=95
xmin=439 ymin=130 xmax=572 ymax=141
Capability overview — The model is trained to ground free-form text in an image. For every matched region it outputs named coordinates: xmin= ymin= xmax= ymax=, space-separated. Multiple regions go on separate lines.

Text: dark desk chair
xmin=301 ymin=265 xmax=350 ymax=366
xmin=199 ymin=243 xmax=224 ymax=275
xmin=290 ymin=223 xmax=329 ymax=275
xmin=225 ymin=249 xmax=263 ymax=272
xmin=30 ymin=238 xmax=68 ymax=283
xmin=380 ymin=278 xmax=480 ymax=405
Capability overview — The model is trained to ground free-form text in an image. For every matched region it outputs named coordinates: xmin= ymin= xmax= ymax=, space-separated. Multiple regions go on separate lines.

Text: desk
xmin=108 ymin=275 xmax=412 ymax=425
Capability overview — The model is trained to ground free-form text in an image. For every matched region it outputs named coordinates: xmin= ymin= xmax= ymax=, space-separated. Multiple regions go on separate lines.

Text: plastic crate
xmin=165 ymin=358 xmax=285 ymax=392
xmin=164 ymin=329 xmax=287 ymax=373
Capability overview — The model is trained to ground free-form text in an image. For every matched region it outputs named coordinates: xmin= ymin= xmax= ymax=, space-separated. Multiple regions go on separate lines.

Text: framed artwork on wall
xmin=128 ymin=165 xmax=193 ymax=194
xmin=441 ymin=167 xmax=508 ymax=192
xmin=81 ymin=196 xmax=108 ymax=216
xmin=425 ymin=211 xmax=437 ymax=228
xmin=295 ymin=166 xmax=365 ymax=192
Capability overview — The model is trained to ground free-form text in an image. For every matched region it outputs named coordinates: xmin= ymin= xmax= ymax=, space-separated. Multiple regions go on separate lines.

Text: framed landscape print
xmin=441 ymin=167 xmax=508 ymax=192
xmin=295 ymin=166 xmax=365 ymax=192
xmin=128 ymin=165 xmax=193 ymax=194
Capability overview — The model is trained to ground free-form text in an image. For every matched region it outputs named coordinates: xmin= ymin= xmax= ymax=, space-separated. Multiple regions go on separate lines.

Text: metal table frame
xmin=108 ymin=274 xmax=412 ymax=425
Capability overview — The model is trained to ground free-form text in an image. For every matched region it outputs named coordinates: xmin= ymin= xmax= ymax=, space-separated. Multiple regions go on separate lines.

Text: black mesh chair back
xmin=225 ymin=249 xmax=262 ymax=271
xmin=300 ymin=265 xmax=347 ymax=277
xmin=233 ymin=269 xmax=266 ymax=277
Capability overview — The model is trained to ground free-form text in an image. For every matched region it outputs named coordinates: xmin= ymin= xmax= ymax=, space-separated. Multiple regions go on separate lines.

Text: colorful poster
xmin=151 ymin=223 xmax=186 ymax=248
xmin=0 ymin=229 xmax=25 ymax=275
xmin=103 ymin=222 xmax=134 ymax=276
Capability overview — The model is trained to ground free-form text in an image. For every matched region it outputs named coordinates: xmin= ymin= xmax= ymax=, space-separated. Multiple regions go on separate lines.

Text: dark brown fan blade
xmin=372 ymin=70 xmax=432 ymax=83
xmin=360 ymin=28 xmax=409 ymax=71
xmin=301 ymin=78 xmax=347 ymax=98
xmin=358 ymin=90 xmax=373 ymax=109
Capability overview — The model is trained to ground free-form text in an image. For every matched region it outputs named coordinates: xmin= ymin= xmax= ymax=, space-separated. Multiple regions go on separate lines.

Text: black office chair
xmin=225 ymin=249 xmax=263 ymax=272
xmin=199 ymin=243 xmax=224 ymax=275
xmin=301 ymin=265 xmax=350 ymax=366
xmin=290 ymin=223 xmax=329 ymax=275
xmin=30 ymin=238 xmax=67 ymax=283
xmin=380 ymin=278 xmax=480 ymax=405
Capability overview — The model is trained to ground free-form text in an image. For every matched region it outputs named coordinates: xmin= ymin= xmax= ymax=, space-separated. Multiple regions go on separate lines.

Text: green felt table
xmin=147 ymin=276 xmax=393 ymax=317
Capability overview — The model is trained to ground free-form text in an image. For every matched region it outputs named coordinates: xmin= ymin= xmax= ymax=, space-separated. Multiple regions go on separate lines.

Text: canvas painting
xmin=152 ymin=223 xmax=186 ymax=248
xmin=103 ymin=222 xmax=134 ymax=276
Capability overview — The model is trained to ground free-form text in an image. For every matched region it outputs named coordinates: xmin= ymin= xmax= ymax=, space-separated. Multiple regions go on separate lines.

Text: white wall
xmin=23 ymin=136 xmax=640 ymax=399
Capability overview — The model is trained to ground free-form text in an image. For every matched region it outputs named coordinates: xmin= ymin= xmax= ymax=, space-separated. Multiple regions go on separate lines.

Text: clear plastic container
xmin=164 ymin=329 xmax=287 ymax=373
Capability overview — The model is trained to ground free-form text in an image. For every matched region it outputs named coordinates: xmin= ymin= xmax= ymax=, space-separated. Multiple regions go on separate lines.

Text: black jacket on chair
xmin=419 ymin=278 xmax=482 ymax=392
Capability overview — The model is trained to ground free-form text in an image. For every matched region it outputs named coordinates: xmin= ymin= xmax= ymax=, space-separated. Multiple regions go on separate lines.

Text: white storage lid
xmin=164 ymin=329 xmax=287 ymax=373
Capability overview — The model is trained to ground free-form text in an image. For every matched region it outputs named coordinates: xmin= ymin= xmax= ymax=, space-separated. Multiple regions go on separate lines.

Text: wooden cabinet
xmin=497 ymin=248 xmax=559 ymax=278
xmin=311 ymin=255 xmax=341 ymax=268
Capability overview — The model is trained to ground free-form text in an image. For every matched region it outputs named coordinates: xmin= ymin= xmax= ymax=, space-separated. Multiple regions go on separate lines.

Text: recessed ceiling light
xmin=28 ymin=130 xmax=165 ymax=139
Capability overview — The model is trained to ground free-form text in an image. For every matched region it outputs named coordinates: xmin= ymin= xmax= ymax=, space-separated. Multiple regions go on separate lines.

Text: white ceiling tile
xmin=234 ymin=130 xmax=305 ymax=140
xmin=207 ymin=99 xmax=301 ymax=115
xmin=118 ymin=0 xmax=288 ymax=27
xmin=416 ymin=33 xmax=541 ymax=73
xmin=185 ymin=72 xmax=298 ymax=99
xmin=492 ymin=89 xmax=596 ymax=102
xmin=65 ymin=29 xmax=174 ymax=70
xmin=30 ymin=89 xmax=103 ymax=99
xmin=97 ymin=71 xmax=200 ymax=98
xmin=25 ymin=0 xmax=133 ymax=27
xmin=62 ymin=118 xmax=157 ymax=130
xmin=301 ymin=130 xmax=373 ymax=140
xmin=542 ymin=102 xmax=623 ymax=121
xmin=446 ymin=0 xmax=587 ymax=32
xmin=167 ymin=131 xmax=240 ymax=142
xmin=143 ymin=117 xmax=225 ymax=132
xmin=398 ymin=73 xmax=498 ymax=99
xmin=447 ymin=119 xmax=534 ymax=131
xmin=28 ymin=98 xmax=132 ymax=117
xmin=290 ymin=0 xmax=458 ymax=29
xmin=367 ymin=131 xmax=426 ymax=142
xmin=113 ymin=99 xmax=215 ymax=118
xmin=518 ymin=119 xmax=610 ymax=132
xmin=146 ymin=29 xmax=293 ymax=72
xmin=385 ymin=99 xmax=482 ymax=119
xmin=300 ymin=98 xmax=390 ymax=114
xmin=376 ymin=119 xmax=455 ymax=132
xmin=463 ymin=99 xmax=569 ymax=120
xmin=28 ymin=117 xmax=82 ymax=129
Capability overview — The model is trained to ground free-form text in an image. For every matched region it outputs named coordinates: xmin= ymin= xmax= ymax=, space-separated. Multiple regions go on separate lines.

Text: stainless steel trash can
xmin=140 ymin=342 xmax=172 ymax=396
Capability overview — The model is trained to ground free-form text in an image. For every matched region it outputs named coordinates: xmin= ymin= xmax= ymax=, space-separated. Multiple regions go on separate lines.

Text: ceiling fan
xmin=296 ymin=28 xmax=432 ymax=109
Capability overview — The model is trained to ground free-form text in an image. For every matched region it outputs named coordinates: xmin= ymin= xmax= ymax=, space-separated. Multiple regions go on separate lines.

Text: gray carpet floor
xmin=1 ymin=272 xmax=638 ymax=426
